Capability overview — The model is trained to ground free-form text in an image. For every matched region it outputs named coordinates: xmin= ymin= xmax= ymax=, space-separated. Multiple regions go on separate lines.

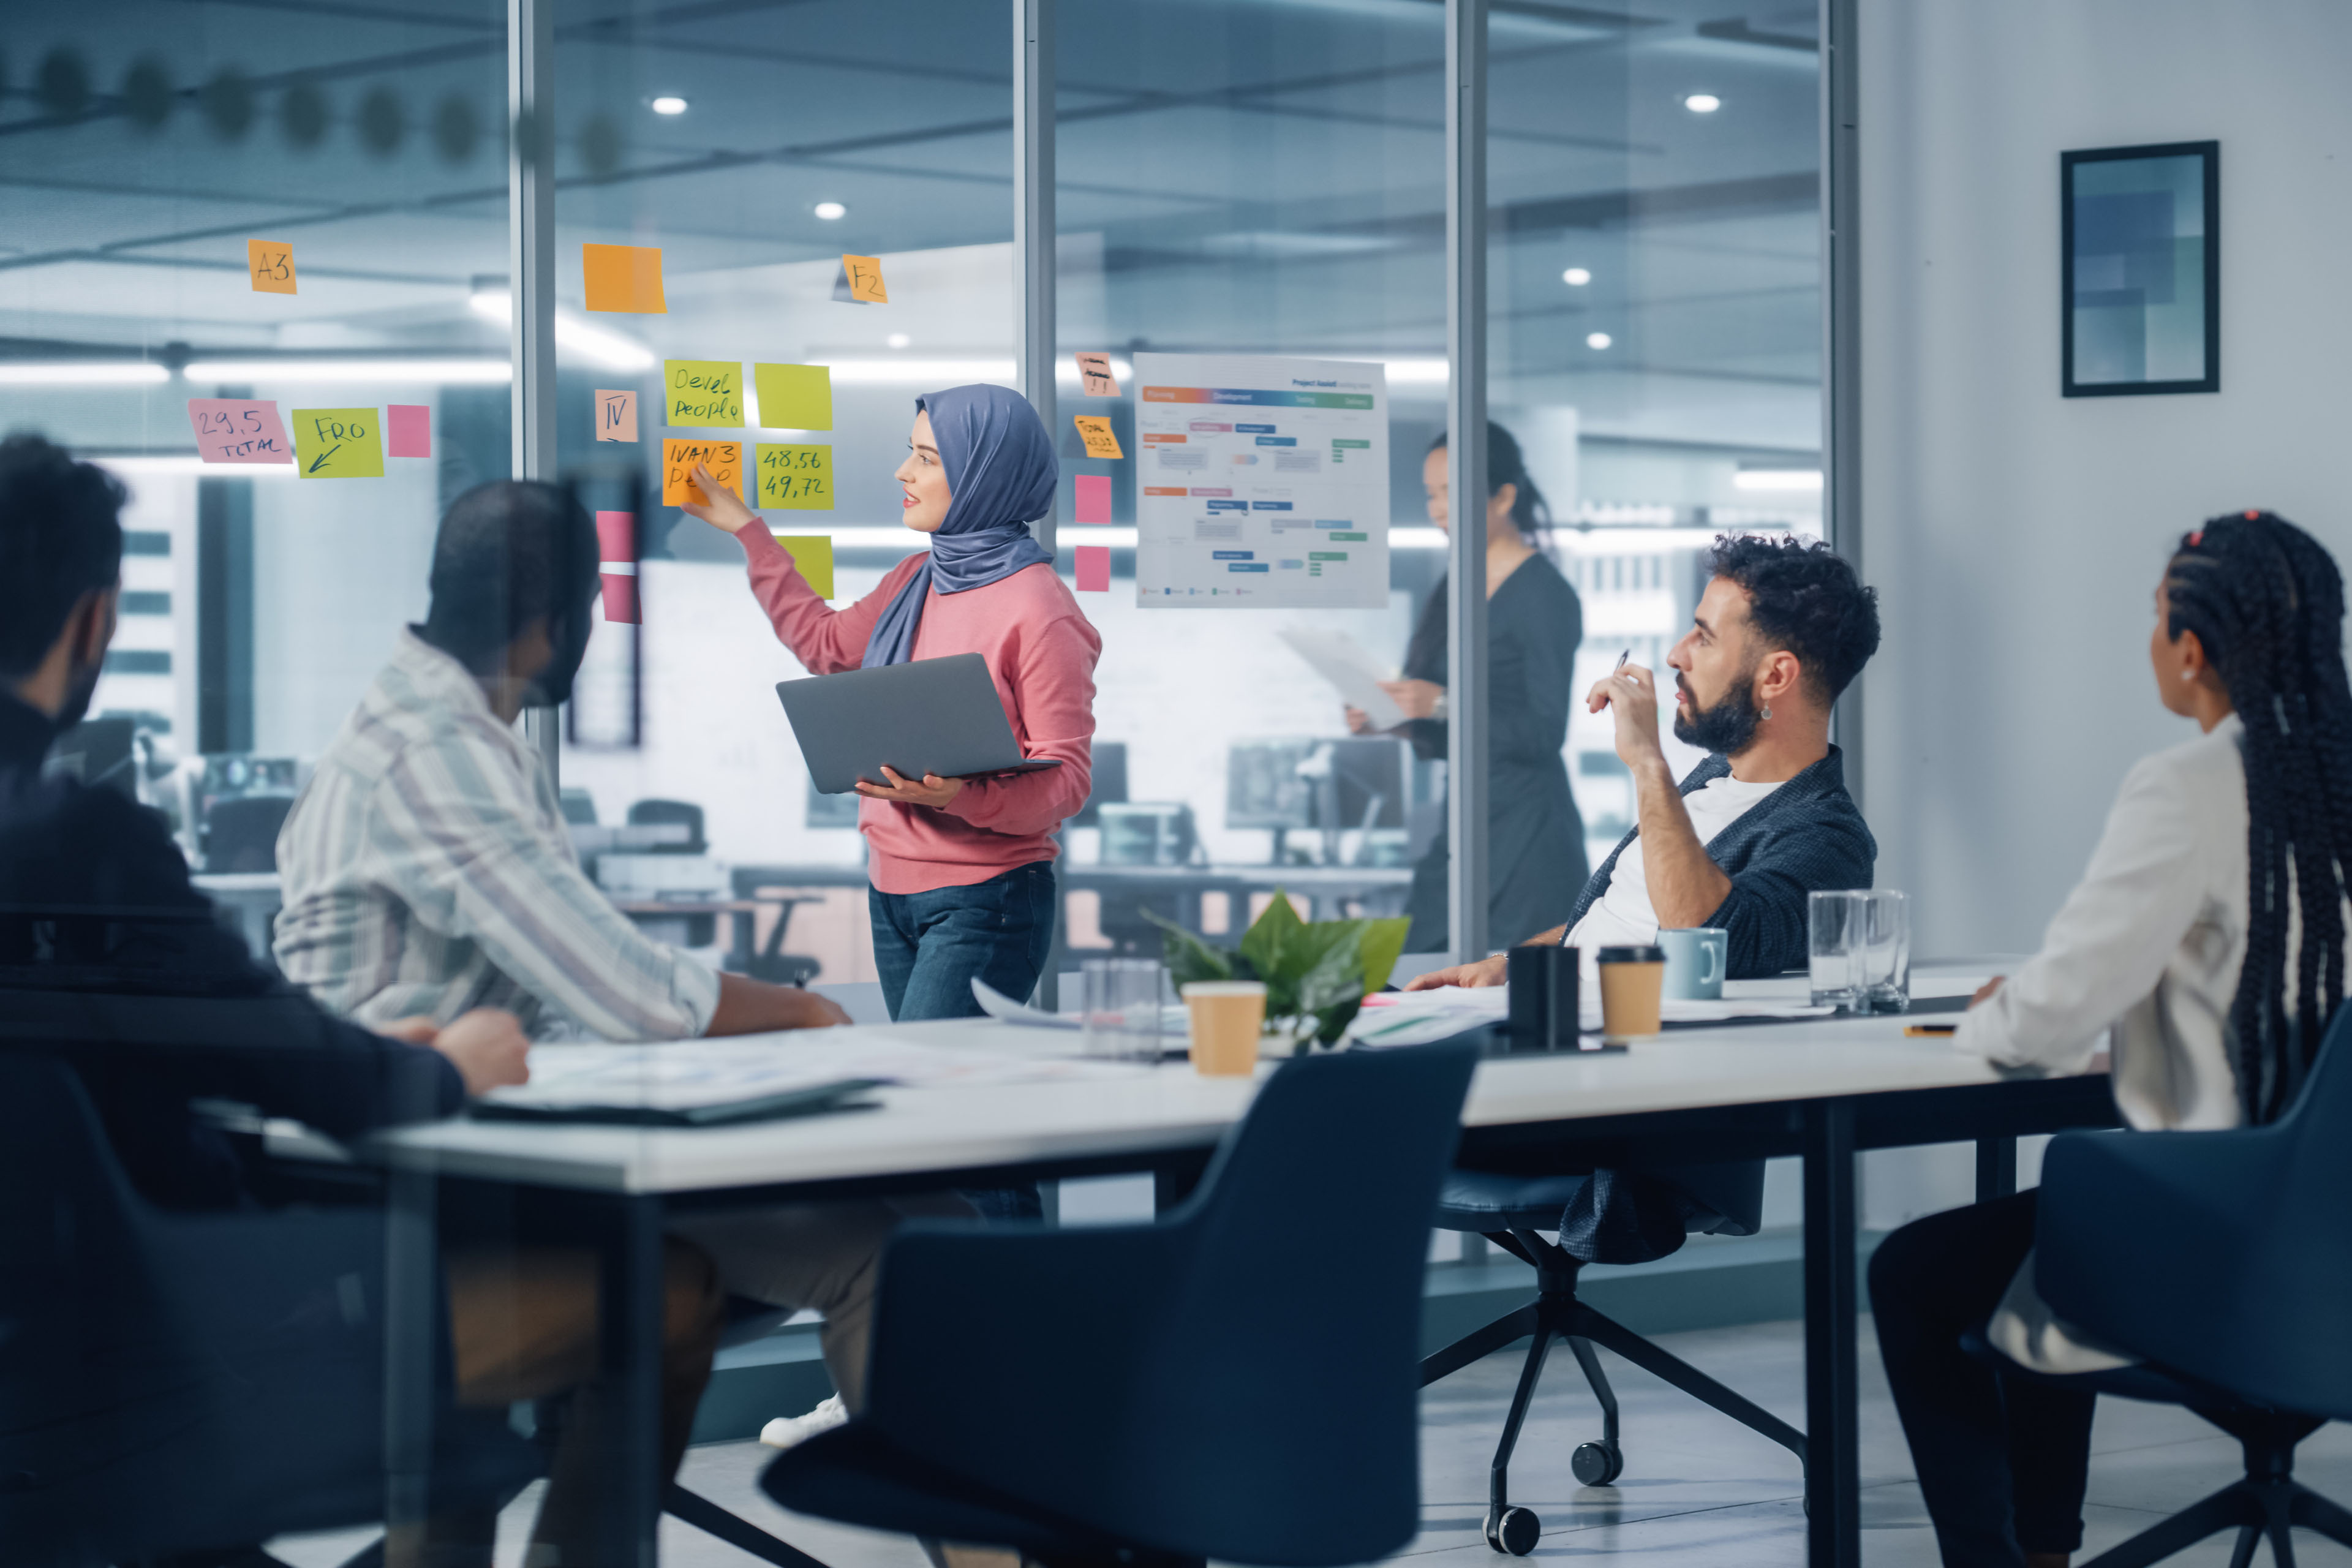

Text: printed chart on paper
xmin=1132 ymin=353 xmax=1389 ymax=608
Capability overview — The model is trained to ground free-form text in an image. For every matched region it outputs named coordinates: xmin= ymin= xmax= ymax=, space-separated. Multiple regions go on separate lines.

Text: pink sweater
xmin=738 ymin=526 xmax=1101 ymax=894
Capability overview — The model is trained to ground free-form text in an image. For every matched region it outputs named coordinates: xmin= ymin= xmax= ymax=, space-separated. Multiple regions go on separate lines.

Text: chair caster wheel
xmin=1485 ymin=1506 xmax=1541 ymax=1555
xmin=1572 ymin=1440 xmax=1624 ymax=1487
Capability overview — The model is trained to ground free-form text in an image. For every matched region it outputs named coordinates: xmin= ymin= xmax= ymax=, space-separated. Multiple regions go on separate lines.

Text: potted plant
xmin=1150 ymin=893 xmax=1411 ymax=1054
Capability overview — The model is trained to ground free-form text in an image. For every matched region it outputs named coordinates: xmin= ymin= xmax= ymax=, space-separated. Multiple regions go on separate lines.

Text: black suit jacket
xmin=0 ymin=695 xmax=462 ymax=1208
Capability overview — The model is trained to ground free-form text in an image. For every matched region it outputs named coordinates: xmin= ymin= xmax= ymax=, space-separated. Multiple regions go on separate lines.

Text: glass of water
xmin=1809 ymin=890 xmax=1864 ymax=1008
xmin=1856 ymin=891 xmax=1912 ymax=1014
xmin=1081 ymin=958 xmax=1167 ymax=1062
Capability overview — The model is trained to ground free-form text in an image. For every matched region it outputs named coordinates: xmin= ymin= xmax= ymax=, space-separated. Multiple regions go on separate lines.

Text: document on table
xmin=1277 ymin=626 xmax=1406 ymax=729
xmin=1344 ymin=987 xmax=1834 ymax=1047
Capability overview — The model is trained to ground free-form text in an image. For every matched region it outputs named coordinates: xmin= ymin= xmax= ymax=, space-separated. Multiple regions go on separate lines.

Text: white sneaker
xmin=759 ymin=1392 xmax=849 ymax=1450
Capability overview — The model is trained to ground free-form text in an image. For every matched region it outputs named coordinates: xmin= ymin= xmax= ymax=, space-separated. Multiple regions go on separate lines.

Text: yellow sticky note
xmin=292 ymin=408 xmax=384 ymax=478
xmin=662 ymin=439 xmax=742 ymax=507
xmin=757 ymin=444 xmax=833 ymax=510
xmin=1074 ymin=415 xmax=1123 ymax=460
xmin=582 ymin=243 xmax=668 ymax=314
xmin=753 ymin=363 xmax=834 ymax=430
xmin=840 ymin=254 xmax=889 ymax=304
xmin=773 ymin=535 xmax=835 ymax=599
xmin=247 ymin=239 xmax=296 ymax=294
xmin=663 ymin=360 xmax=744 ymax=427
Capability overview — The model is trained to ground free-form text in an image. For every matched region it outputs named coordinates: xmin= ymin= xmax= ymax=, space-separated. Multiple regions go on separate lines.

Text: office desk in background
xmin=281 ymin=969 xmax=2119 ymax=1568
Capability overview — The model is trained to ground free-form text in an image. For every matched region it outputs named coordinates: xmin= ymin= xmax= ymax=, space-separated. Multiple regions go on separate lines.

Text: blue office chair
xmin=0 ymin=1049 xmax=538 ymax=1567
xmin=1420 ymin=1160 xmax=1804 ymax=1553
xmin=759 ymin=1042 xmax=1480 ymax=1568
xmin=1978 ymin=1008 xmax=2352 ymax=1567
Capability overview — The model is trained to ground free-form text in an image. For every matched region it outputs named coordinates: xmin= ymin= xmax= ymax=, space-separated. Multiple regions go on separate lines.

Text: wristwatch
xmin=1430 ymin=692 xmax=1449 ymax=720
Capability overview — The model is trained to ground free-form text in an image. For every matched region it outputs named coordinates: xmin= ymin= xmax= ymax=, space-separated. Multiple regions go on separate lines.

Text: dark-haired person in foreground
xmin=0 ymin=435 xmax=723 ymax=1568
xmin=1410 ymin=532 xmax=1882 ymax=989
xmin=1871 ymin=511 xmax=2352 ymax=1568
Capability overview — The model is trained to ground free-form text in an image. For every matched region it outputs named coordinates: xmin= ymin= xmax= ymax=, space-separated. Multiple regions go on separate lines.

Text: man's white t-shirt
xmin=1564 ymin=772 xmax=1787 ymax=959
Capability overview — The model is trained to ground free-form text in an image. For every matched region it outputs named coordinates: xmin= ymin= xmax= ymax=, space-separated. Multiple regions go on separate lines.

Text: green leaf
xmin=1357 ymin=916 xmax=1412 ymax=995
xmin=1238 ymin=888 xmax=1307 ymax=979
xmin=1296 ymin=929 xmax=1370 ymax=1018
xmin=1313 ymin=996 xmax=1366 ymax=1046
xmin=1142 ymin=907 xmax=1233 ymax=987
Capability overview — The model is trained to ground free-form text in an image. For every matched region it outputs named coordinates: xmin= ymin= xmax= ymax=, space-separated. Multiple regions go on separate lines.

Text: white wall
xmin=1858 ymin=0 xmax=2352 ymax=963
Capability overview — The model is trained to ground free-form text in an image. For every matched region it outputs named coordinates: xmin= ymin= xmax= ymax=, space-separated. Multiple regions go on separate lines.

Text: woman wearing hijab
xmin=687 ymin=384 xmax=1100 ymax=1022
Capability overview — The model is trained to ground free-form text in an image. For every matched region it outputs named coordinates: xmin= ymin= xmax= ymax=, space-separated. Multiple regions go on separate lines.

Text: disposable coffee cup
xmin=1181 ymin=981 xmax=1266 ymax=1077
xmin=1596 ymin=944 xmax=1666 ymax=1041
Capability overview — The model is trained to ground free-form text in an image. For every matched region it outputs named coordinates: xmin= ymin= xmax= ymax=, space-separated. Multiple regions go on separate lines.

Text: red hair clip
xmin=2188 ymin=530 xmax=2205 ymax=547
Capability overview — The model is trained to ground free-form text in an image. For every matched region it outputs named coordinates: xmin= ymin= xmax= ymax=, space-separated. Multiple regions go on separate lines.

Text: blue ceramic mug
xmin=1659 ymin=927 xmax=1727 ymax=1001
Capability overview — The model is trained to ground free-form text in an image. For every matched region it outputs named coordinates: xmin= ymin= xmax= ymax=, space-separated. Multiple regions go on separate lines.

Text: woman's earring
xmin=2182 ymin=668 xmax=2196 ymax=682
xmin=1761 ymin=704 xmax=1773 ymax=721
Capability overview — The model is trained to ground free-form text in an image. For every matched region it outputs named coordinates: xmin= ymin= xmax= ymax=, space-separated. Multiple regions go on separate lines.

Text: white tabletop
xmin=293 ymin=966 xmax=2089 ymax=1197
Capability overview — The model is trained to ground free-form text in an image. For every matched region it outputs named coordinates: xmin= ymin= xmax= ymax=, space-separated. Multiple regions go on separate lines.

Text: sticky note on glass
xmin=835 ymin=254 xmax=888 ymax=304
xmin=1074 ymin=416 xmax=1123 ymax=460
xmin=247 ymin=239 xmax=296 ymax=295
xmin=752 ymin=363 xmax=833 ymax=430
xmin=757 ymin=444 xmax=832 ymax=510
xmin=583 ymin=243 xmax=667 ymax=314
xmin=662 ymin=439 xmax=742 ymax=506
xmin=1075 ymin=545 xmax=1111 ymax=592
xmin=187 ymin=399 xmax=292 ymax=464
xmin=1074 ymin=353 xmax=1119 ymax=397
xmin=1074 ymin=473 xmax=1112 ymax=524
xmin=772 ymin=535 xmax=835 ymax=599
xmin=600 ymin=573 xmax=641 ymax=625
xmin=665 ymin=360 xmax=743 ymax=427
xmin=292 ymin=409 xmax=385 ymax=478
xmin=595 ymin=510 xmax=635 ymax=565
xmin=595 ymin=390 xmax=638 ymax=442
xmin=386 ymin=404 xmax=431 ymax=458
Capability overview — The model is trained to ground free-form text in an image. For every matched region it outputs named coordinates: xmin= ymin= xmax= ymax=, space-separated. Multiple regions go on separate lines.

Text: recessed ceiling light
xmin=1562 ymin=267 xmax=1592 ymax=287
xmin=1683 ymin=93 xmax=1722 ymax=113
xmin=1585 ymin=331 xmax=1613 ymax=350
xmin=812 ymin=201 xmax=846 ymax=221
xmin=887 ymin=333 xmax=911 ymax=349
xmin=650 ymin=96 xmax=687 ymax=115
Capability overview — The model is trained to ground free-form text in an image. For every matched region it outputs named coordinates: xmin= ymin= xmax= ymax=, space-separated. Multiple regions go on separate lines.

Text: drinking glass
xmin=1856 ymin=891 xmax=1912 ymax=1014
xmin=1809 ymin=890 xmax=1863 ymax=1008
xmin=1081 ymin=958 xmax=1166 ymax=1062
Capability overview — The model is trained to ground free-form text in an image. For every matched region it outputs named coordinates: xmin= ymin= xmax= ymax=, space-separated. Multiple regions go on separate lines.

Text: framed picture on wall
xmin=2062 ymin=140 xmax=2219 ymax=396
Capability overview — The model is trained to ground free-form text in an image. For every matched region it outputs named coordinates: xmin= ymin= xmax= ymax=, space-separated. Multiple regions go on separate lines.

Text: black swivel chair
xmin=1420 ymin=1160 xmax=1803 ymax=1554
xmin=761 ymin=1043 xmax=1480 ymax=1568
xmin=626 ymin=798 xmax=714 ymax=946
xmin=1964 ymin=1006 xmax=2352 ymax=1567
xmin=0 ymin=1050 xmax=538 ymax=1566
xmin=201 ymin=793 xmax=296 ymax=875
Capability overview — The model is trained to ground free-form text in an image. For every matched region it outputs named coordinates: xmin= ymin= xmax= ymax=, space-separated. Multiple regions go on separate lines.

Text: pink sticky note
xmin=386 ymin=404 xmax=431 ymax=458
xmin=1074 ymin=545 xmax=1110 ymax=592
xmin=600 ymin=571 xmax=641 ymax=624
xmin=186 ymin=398 xmax=293 ymax=464
xmin=1074 ymin=473 xmax=1111 ymax=524
xmin=595 ymin=510 xmax=635 ymax=565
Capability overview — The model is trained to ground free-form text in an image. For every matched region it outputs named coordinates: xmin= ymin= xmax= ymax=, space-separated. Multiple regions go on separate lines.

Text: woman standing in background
xmin=1351 ymin=423 xmax=1587 ymax=951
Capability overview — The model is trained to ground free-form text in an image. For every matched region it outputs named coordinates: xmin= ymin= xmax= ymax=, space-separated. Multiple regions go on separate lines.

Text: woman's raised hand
xmin=680 ymin=462 xmax=759 ymax=533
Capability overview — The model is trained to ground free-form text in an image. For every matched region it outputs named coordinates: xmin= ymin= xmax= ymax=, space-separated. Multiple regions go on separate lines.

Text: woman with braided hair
xmin=1869 ymin=510 xmax=2352 ymax=1568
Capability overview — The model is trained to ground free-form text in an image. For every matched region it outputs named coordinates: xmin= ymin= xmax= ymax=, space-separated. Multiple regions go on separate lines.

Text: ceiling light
xmin=1585 ymin=332 xmax=1613 ymax=350
xmin=97 ymin=454 xmax=299 ymax=480
xmin=1561 ymin=267 xmax=1592 ymax=287
xmin=886 ymin=333 xmax=910 ymax=349
xmin=821 ymin=358 xmax=1017 ymax=385
xmin=1381 ymin=358 xmax=1450 ymax=385
xmin=468 ymin=288 xmax=655 ymax=372
xmin=0 ymin=362 xmax=170 ymax=386
xmin=1733 ymin=469 xmax=1824 ymax=492
xmin=184 ymin=358 xmax=510 ymax=383
xmin=650 ymin=96 xmax=687 ymax=116
xmin=812 ymin=201 xmax=846 ymax=221
xmin=1683 ymin=93 xmax=1722 ymax=113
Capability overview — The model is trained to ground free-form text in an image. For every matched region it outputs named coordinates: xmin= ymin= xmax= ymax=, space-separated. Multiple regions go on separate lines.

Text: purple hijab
xmin=860 ymin=384 xmax=1058 ymax=668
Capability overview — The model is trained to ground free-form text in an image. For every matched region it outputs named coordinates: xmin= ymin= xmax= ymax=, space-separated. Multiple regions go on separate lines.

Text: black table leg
xmin=382 ymin=1167 xmax=439 ymax=1546
xmin=599 ymin=1193 xmax=667 ymax=1566
xmin=1804 ymin=1099 xmax=1860 ymax=1568
xmin=1975 ymin=1136 xmax=2018 ymax=1203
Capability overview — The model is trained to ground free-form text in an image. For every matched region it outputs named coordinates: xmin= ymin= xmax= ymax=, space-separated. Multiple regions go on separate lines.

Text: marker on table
xmin=1904 ymin=1024 xmax=1958 ymax=1037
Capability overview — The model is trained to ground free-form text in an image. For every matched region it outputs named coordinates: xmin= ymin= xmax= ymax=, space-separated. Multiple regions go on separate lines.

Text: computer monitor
xmin=1321 ymin=737 xmax=1408 ymax=832
xmin=1224 ymin=739 xmax=1319 ymax=831
xmin=1072 ymin=741 xmax=1128 ymax=827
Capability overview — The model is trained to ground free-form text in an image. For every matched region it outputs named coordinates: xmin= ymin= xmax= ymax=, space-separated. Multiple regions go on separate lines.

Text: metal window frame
xmin=1444 ymin=0 xmax=1490 ymax=963
xmin=513 ymin=0 xmax=561 ymax=783
xmin=1822 ymin=0 xmax=1863 ymax=809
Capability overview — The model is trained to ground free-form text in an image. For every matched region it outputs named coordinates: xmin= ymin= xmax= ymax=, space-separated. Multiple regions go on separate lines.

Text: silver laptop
xmin=776 ymin=653 xmax=1065 ymax=794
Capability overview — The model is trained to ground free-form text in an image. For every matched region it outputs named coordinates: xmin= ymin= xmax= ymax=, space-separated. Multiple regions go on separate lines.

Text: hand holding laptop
xmin=857 ymin=764 xmax=965 ymax=809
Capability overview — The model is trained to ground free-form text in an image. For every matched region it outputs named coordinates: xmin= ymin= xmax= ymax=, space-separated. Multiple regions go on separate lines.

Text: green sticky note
xmin=1309 ymin=551 xmax=1349 ymax=561
xmin=772 ymin=535 xmax=835 ymax=598
xmin=292 ymin=408 xmax=385 ymax=478
xmin=663 ymin=359 xmax=744 ymax=426
xmin=753 ymin=363 xmax=833 ymax=431
xmin=757 ymin=443 xmax=833 ymax=510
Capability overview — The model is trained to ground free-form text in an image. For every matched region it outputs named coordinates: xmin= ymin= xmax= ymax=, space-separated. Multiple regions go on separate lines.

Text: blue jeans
xmin=868 ymin=861 xmax=1057 ymax=1023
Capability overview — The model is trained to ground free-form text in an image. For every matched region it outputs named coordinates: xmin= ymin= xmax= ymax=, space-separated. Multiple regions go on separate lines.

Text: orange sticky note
xmin=662 ymin=438 xmax=742 ymax=507
xmin=247 ymin=239 xmax=296 ymax=294
xmin=595 ymin=390 xmax=638 ymax=442
xmin=1074 ymin=416 xmax=1123 ymax=460
xmin=1074 ymin=353 xmax=1119 ymax=397
xmin=838 ymin=254 xmax=888 ymax=304
xmin=582 ymin=243 xmax=668 ymax=314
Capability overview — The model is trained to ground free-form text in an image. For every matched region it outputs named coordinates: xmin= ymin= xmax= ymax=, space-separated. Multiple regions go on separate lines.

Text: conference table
xmin=293 ymin=967 xmax=2120 ymax=1568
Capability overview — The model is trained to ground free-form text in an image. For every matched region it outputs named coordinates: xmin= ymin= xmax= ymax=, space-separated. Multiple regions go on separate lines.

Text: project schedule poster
xmin=1131 ymin=353 xmax=1390 ymax=608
